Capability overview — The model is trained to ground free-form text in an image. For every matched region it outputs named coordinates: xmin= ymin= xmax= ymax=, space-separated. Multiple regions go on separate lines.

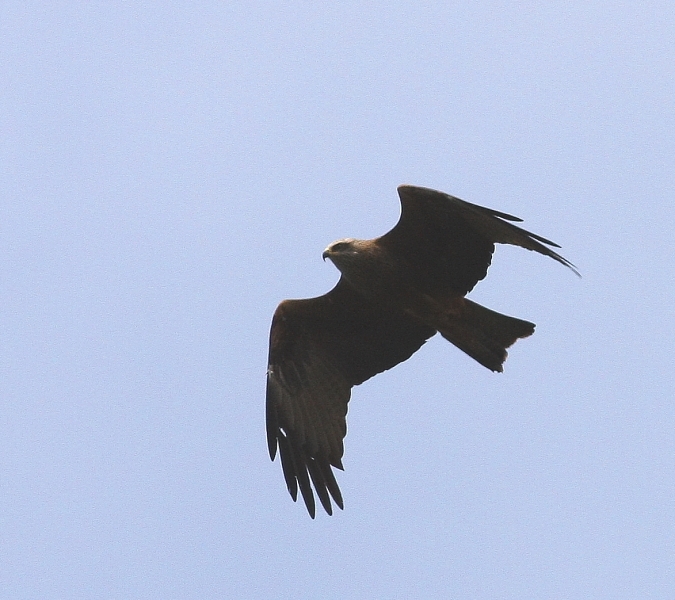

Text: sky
xmin=1 ymin=2 xmax=674 ymax=598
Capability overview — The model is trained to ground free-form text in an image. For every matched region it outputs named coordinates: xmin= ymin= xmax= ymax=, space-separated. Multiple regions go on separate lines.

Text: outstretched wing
xmin=266 ymin=278 xmax=435 ymax=517
xmin=379 ymin=185 xmax=578 ymax=297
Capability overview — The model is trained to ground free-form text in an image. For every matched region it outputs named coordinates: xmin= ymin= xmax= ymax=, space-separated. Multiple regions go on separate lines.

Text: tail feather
xmin=438 ymin=299 xmax=535 ymax=372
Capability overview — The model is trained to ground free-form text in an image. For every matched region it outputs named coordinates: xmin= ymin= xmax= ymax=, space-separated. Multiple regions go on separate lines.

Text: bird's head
xmin=322 ymin=238 xmax=358 ymax=262
xmin=323 ymin=238 xmax=373 ymax=275
xmin=322 ymin=238 xmax=386 ymax=292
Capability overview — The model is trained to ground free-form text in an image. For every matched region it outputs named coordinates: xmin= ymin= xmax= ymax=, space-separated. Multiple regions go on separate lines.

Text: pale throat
xmin=329 ymin=241 xmax=402 ymax=300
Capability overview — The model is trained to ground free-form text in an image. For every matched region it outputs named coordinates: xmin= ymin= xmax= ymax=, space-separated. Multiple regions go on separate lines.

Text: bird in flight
xmin=266 ymin=185 xmax=577 ymax=517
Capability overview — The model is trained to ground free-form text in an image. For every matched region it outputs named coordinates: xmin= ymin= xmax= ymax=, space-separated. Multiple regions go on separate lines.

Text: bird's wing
xmin=266 ymin=277 xmax=435 ymax=517
xmin=378 ymin=185 xmax=578 ymax=297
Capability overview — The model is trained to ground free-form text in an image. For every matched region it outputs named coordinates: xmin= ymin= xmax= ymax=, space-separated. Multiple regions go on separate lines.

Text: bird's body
xmin=266 ymin=185 xmax=577 ymax=517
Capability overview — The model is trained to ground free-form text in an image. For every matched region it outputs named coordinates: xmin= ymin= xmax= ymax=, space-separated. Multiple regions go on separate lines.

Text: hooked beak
xmin=322 ymin=249 xmax=330 ymax=261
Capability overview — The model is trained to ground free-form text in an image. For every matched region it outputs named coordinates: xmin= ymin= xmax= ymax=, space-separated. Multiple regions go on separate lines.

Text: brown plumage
xmin=266 ymin=185 xmax=577 ymax=517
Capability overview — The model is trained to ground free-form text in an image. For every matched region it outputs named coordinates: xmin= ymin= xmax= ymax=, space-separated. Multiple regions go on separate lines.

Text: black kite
xmin=266 ymin=185 xmax=577 ymax=517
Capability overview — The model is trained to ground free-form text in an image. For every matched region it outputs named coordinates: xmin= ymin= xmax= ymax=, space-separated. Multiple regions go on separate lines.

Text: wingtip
xmin=397 ymin=183 xmax=432 ymax=199
xmin=555 ymin=253 xmax=581 ymax=278
xmin=566 ymin=258 xmax=582 ymax=278
xmin=396 ymin=183 xmax=432 ymax=197
xmin=268 ymin=443 xmax=277 ymax=461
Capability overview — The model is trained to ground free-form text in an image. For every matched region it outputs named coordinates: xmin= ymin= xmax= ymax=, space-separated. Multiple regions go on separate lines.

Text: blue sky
xmin=1 ymin=2 xmax=674 ymax=598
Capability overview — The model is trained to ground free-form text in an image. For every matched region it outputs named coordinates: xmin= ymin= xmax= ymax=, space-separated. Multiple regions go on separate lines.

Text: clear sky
xmin=1 ymin=2 xmax=674 ymax=598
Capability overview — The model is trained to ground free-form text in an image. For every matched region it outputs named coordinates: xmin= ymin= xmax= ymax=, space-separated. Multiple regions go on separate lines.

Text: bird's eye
xmin=332 ymin=242 xmax=349 ymax=252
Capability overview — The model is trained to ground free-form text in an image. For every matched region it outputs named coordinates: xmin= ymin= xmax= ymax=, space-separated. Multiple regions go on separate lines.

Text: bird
xmin=266 ymin=184 xmax=577 ymax=517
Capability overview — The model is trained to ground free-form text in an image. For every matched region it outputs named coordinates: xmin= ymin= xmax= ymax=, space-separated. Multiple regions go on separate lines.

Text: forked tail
xmin=438 ymin=299 xmax=535 ymax=372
